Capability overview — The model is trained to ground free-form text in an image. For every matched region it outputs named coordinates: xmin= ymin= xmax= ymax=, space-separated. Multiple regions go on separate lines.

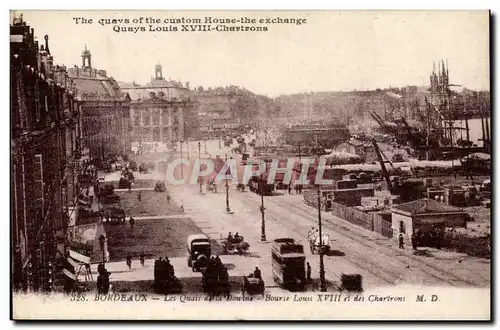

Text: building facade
xmin=120 ymin=64 xmax=197 ymax=146
xmin=282 ymin=122 xmax=350 ymax=149
xmin=67 ymin=47 xmax=131 ymax=163
xmin=391 ymin=198 xmax=468 ymax=241
xmin=11 ymin=18 xmax=81 ymax=292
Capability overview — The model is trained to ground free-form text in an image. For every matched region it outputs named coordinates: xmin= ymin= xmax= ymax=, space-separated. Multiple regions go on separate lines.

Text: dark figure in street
xmin=398 ymin=233 xmax=404 ymax=249
xmin=126 ymin=255 xmax=132 ymax=270
xmin=137 ymin=191 xmax=142 ymax=202
xmin=254 ymin=267 xmax=262 ymax=280
xmin=306 ymin=262 xmax=312 ymax=283
xmin=288 ymin=185 xmax=292 ymax=194
xmin=140 ymin=251 xmax=145 ymax=266
xmin=129 ymin=217 xmax=135 ymax=228
xmin=227 ymin=232 xmax=233 ymax=242
xmin=179 ymin=204 xmax=184 ymax=212
xmin=215 ymin=255 xmax=222 ymax=266
xmin=166 ymin=194 xmax=171 ymax=203
xmin=411 ymin=233 xmax=417 ymax=250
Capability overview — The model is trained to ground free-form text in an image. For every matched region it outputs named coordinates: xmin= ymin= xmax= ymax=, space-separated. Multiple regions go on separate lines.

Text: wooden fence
xmin=329 ymin=201 xmax=394 ymax=238
xmin=329 ymin=201 xmax=374 ymax=231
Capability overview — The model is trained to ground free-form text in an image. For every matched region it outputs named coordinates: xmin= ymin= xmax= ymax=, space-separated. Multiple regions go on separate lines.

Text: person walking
xmin=398 ymin=233 xmax=405 ymax=249
xmin=140 ymin=251 xmax=145 ymax=267
xmin=253 ymin=267 xmax=262 ymax=280
xmin=129 ymin=217 xmax=135 ymax=228
xmin=288 ymin=184 xmax=292 ymax=194
xmin=411 ymin=233 xmax=417 ymax=250
xmin=306 ymin=262 xmax=312 ymax=283
xmin=126 ymin=255 xmax=132 ymax=270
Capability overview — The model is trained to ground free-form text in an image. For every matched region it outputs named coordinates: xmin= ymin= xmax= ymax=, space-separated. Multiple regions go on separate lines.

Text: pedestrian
xmin=129 ymin=217 xmax=135 ymax=228
xmin=137 ymin=191 xmax=142 ymax=202
xmin=140 ymin=251 xmax=145 ymax=266
xmin=166 ymin=194 xmax=171 ymax=204
xmin=411 ymin=233 xmax=417 ymax=250
xmin=306 ymin=262 xmax=312 ymax=283
xmin=253 ymin=266 xmax=262 ymax=280
xmin=398 ymin=233 xmax=404 ymax=249
xmin=179 ymin=204 xmax=184 ymax=212
xmin=126 ymin=255 xmax=132 ymax=270
xmin=288 ymin=184 xmax=292 ymax=194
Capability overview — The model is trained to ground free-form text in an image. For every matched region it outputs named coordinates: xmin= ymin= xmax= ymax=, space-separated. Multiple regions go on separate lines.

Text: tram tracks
xmin=275 ymin=195 xmax=481 ymax=287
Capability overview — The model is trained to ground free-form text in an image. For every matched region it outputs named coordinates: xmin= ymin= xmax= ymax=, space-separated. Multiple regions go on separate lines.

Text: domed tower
xmin=82 ymin=45 xmax=91 ymax=69
xmin=154 ymin=63 xmax=163 ymax=80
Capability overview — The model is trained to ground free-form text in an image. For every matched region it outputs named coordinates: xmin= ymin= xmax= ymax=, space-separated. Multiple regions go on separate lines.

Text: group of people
xmin=287 ymin=184 xmax=303 ymax=194
xmin=398 ymin=230 xmax=444 ymax=250
xmin=154 ymin=257 xmax=176 ymax=281
xmin=203 ymin=256 xmax=229 ymax=285
xmin=227 ymin=232 xmax=242 ymax=243
xmin=125 ymin=252 xmax=146 ymax=270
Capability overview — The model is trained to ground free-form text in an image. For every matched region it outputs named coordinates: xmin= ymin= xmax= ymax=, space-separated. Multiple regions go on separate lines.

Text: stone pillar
xmin=168 ymin=107 xmax=173 ymax=141
xmin=179 ymin=106 xmax=184 ymax=140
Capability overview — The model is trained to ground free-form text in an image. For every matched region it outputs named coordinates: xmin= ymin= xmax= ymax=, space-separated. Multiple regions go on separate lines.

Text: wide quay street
xmin=95 ymin=141 xmax=489 ymax=297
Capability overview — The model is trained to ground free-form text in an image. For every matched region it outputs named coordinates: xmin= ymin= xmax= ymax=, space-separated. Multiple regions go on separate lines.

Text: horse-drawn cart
xmin=206 ymin=179 xmax=217 ymax=193
xmin=221 ymin=236 xmax=250 ymax=255
xmin=307 ymin=228 xmax=331 ymax=254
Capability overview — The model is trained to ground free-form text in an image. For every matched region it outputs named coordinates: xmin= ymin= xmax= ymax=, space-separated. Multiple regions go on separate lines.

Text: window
xmin=153 ymin=128 xmax=161 ymax=142
xmin=134 ymin=112 xmax=140 ymax=126
xmin=399 ymin=221 xmax=406 ymax=234
xmin=152 ymin=109 xmax=160 ymax=126
xmin=143 ymin=109 xmax=151 ymax=126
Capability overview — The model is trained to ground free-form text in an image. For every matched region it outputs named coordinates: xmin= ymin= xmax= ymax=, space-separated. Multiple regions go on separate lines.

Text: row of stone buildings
xmin=10 ymin=17 xmax=136 ymax=292
xmin=11 ymin=19 xmax=82 ymax=291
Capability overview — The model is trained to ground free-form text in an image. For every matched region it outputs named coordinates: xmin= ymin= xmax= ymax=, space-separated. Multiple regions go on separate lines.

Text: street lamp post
xmin=260 ymin=172 xmax=266 ymax=242
xmin=225 ymin=154 xmax=231 ymax=214
xmin=198 ymin=141 xmax=203 ymax=194
xmin=317 ymin=184 xmax=327 ymax=292
xmin=180 ymin=140 xmax=184 ymax=178
xmin=98 ymin=234 xmax=106 ymax=266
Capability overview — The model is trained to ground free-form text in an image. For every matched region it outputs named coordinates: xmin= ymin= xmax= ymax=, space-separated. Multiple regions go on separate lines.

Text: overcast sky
xmin=15 ymin=10 xmax=490 ymax=96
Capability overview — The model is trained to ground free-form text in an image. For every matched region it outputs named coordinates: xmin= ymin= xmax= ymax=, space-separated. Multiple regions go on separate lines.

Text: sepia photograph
xmin=10 ymin=9 xmax=491 ymax=320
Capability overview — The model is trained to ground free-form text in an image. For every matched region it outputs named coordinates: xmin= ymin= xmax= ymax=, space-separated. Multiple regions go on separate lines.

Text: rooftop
xmin=392 ymin=198 xmax=464 ymax=215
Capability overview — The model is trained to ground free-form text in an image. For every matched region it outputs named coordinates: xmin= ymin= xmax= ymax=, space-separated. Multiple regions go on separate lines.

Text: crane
xmin=372 ymin=139 xmax=393 ymax=192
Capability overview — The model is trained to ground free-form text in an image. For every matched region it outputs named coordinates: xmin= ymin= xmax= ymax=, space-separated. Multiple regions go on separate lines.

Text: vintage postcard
xmin=10 ymin=10 xmax=491 ymax=320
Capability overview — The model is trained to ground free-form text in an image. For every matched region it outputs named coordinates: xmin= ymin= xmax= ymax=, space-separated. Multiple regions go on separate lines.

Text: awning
xmin=67 ymin=257 xmax=79 ymax=269
xmin=62 ymin=269 xmax=77 ymax=281
xmin=69 ymin=250 xmax=91 ymax=265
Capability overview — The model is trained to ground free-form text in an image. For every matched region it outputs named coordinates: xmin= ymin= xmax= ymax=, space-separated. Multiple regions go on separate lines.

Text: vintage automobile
xmin=128 ymin=161 xmax=138 ymax=172
xmin=187 ymin=234 xmax=212 ymax=272
xmin=100 ymin=194 xmax=120 ymax=206
xmin=202 ymin=262 xmax=230 ymax=298
xmin=340 ymin=274 xmax=363 ymax=291
xmin=98 ymin=183 xmax=115 ymax=198
xmin=118 ymin=177 xmax=131 ymax=190
xmin=154 ymin=181 xmax=166 ymax=192
xmin=242 ymin=274 xmax=265 ymax=296
xmin=138 ymin=163 xmax=148 ymax=174
xmin=102 ymin=205 xmax=126 ymax=224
